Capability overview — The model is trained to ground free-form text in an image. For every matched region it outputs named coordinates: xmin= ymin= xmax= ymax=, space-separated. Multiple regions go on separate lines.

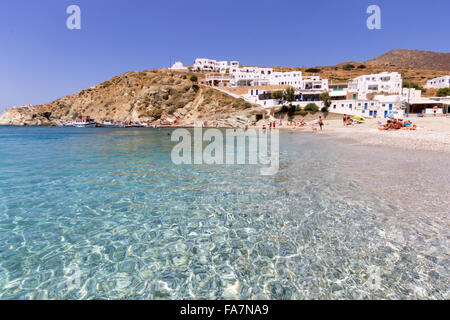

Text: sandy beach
xmin=285 ymin=116 xmax=450 ymax=153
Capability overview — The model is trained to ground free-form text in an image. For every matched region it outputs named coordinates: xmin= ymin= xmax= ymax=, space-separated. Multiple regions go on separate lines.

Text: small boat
xmin=71 ymin=116 xmax=97 ymax=128
xmin=101 ymin=119 xmax=126 ymax=128
xmin=127 ymin=123 xmax=145 ymax=128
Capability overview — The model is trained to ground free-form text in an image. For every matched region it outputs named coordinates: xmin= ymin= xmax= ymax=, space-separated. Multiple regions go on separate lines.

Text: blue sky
xmin=0 ymin=0 xmax=449 ymax=112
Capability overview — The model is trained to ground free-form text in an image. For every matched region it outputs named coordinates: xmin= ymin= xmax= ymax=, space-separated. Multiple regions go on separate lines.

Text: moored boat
xmin=67 ymin=116 xmax=97 ymax=127
xmin=101 ymin=119 xmax=126 ymax=128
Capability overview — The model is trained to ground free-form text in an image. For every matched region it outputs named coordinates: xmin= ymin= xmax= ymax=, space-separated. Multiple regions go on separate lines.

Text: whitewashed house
xmin=425 ymin=76 xmax=450 ymax=89
xmin=401 ymin=87 xmax=422 ymax=101
xmin=230 ymin=67 xmax=274 ymax=86
xmin=270 ymin=71 xmax=303 ymax=86
xmin=330 ymin=95 xmax=404 ymax=119
xmin=348 ymin=72 xmax=402 ymax=99
xmin=230 ymin=68 xmax=328 ymax=90
xmin=301 ymin=76 xmax=328 ymax=91
xmin=193 ymin=58 xmax=217 ymax=71
xmin=193 ymin=58 xmax=239 ymax=73
xmin=244 ymin=88 xmax=324 ymax=109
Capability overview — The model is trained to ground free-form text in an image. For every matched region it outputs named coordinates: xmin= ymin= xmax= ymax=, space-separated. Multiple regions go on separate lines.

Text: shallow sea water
xmin=0 ymin=127 xmax=448 ymax=299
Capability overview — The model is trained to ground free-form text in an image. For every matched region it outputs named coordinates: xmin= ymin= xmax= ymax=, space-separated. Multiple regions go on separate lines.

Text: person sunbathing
xmin=392 ymin=119 xmax=403 ymax=130
xmin=378 ymin=120 xmax=394 ymax=130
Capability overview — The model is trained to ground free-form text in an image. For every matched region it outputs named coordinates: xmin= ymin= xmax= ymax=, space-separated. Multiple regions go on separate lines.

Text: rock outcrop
xmin=0 ymin=70 xmax=262 ymax=126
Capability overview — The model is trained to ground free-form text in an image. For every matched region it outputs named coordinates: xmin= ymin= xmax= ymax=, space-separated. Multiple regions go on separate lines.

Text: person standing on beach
xmin=343 ymin=114 xmax=347 ymax=126
xmin=318 ymin=116 xmax=324 ymax=131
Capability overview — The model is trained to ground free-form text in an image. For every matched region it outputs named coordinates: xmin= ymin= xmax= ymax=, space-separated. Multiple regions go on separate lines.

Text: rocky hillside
xmin=0 ymin=70 xmax=262 ymax=126
xmin=365 ymin=49 xmax=450 ymax=71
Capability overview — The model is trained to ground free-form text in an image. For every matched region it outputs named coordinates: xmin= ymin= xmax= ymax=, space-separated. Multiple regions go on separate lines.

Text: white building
xmin=230 ymin=68 xmax=328 ymax=90
xmin=301 ymin=76 xmax=328 ymax=91
xmin=401 ymin=87 xmax=422 ymax=101
xmin=270 ymin=71 xmax=303 ymax=86
xmin=348 ymin=72 xmax=402 ymax=99
xmin=230 ymin=67 xmax=273 ymax=86
xmin=425 ymin=76 xmax=450 ymax=89
xmin=330 ymin=95 xmax=405 ymax=119
xmin=244 ymin=88 xmax=325 ymax=109
xmin=169 ymin=61 xmax=188 ymax=71
xmin=193 ymin=58 xmax=239 ymax=73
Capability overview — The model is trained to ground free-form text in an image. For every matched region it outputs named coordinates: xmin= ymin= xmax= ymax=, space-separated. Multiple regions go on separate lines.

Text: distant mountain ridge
xmin=365 ymin=49 xmax=450 ymax=71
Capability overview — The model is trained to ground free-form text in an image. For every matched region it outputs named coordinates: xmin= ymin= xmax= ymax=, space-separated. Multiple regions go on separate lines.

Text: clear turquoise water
xmin=0 ymin=127 xmax=448 ymax=300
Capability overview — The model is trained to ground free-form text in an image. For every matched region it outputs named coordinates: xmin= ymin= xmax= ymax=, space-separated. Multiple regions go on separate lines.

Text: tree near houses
xmin=283 ymin=87 xmax=295 ymax=102
xmin=271 ymin=90 xmax=284 ymax=101
xmin=319 ymin=92 xmax=331 ymax=112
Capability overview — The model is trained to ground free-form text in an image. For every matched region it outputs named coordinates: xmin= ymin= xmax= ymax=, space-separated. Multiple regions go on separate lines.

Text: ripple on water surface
xmin=0 ymin=127 xmax=448 ymax=299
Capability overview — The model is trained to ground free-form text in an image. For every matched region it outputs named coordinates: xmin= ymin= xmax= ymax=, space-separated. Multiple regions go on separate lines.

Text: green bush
xmin=271 ymin=91 xmax=284 ymax=100
xmin=304 ymin=103 xmax=319 ymax=113
xmin=167 ymin=106 xmax=177 ymax=115
xmin=244 ymin=102 xmax=252 ymax=109
xmin=203 ymin=88 xmax=213 ymax=98
xmin=437 ymin=87 xmax=450 ymax=97
xmin=343 ymin=64 xmax=355 ymax=71
xmin=403 ymin=82 xmax=426 ymax=93
xmin=232 ymin=98 xmax=252 ymax=110
xmin=149 ymin=108 xmax=163 ymax=119
xmin=232 ymin=98 xmax=245 ymax=109
xmin=357 ymin=65 xmax=367 ymax=69
xmin=190 ymin=75 xmax=198 ymax=83
xmin=305 ymin=68 xmax=321 ymax=73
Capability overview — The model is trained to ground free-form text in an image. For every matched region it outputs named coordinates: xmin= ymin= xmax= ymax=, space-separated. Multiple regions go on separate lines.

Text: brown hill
xmin=365 ymin=49 xmax=450 ymax=71
xmin=0 ymin=70 xmax=262 ymax=126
